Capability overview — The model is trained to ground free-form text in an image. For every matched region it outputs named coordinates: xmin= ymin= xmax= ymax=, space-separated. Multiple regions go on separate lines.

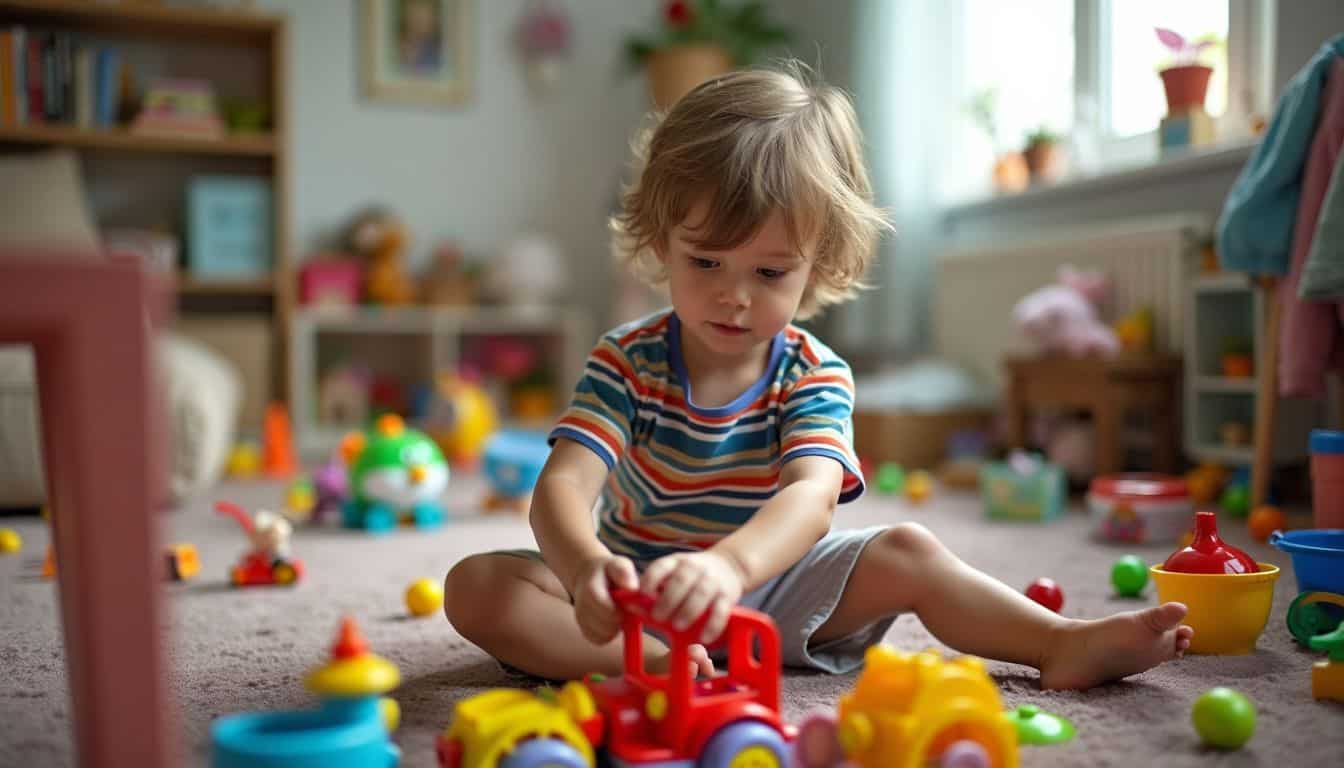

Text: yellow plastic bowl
xmin=1149 ymin=563 xmax=1279 ymax=654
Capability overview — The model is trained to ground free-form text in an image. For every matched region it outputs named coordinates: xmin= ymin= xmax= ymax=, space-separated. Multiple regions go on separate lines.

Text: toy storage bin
xmin=980 ymin=456 xmax=1064 ymax=521
xmin=1088 ymin=473 xmax=1192 ymax=544
xmin=1269 ymin=530 xmax=1344 ymax=594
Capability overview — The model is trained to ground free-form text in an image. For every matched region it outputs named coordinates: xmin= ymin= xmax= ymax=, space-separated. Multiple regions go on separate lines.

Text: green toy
xmin=1111 ymin=554 xmax=1149 ymax=597
xmin=341 ymin=414 xmax=448 ymax=533
xmin=875 ymin=462 xmax=905 ymax=495
xmin=1219 ymin=484 xmax=1251 ymax=518
xmin=1191 ymin=687 xmax=1256 ymax=749
xmin=1003 ymin=704 xmax=1075 ymax=745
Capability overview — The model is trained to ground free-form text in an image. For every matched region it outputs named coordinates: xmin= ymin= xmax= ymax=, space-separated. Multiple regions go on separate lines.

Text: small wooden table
xmin=1003 ymin=354 xmax=1183 ymax=475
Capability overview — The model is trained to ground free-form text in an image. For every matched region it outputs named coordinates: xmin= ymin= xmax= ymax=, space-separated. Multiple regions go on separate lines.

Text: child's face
xmin=662 ymin=201 xmax=814 ymax=364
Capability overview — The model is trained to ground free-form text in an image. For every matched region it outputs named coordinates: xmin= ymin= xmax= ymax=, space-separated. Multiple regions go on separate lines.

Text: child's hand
xmin=571 ymin=554 xmax=638 ymax=645
xmin=640 ymin=551 xmax=745 ymax=644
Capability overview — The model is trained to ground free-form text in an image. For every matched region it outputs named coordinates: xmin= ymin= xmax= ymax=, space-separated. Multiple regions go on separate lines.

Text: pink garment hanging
xmin=1280 ymin=58 xmax=1344 ymax=397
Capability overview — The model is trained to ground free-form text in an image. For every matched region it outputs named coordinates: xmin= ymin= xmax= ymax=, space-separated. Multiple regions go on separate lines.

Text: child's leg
xmin=812 ymin=523 xmax=1193 ymax=690
xmin=444 ymin=553 xmax=711 ymax=680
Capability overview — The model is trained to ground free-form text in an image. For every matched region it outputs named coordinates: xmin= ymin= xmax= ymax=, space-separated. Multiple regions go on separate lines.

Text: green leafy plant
xmin=623 ymin=0 xmax=793 ymax=71
xmin=1025 ymin=126 xmax=1059 ymax=148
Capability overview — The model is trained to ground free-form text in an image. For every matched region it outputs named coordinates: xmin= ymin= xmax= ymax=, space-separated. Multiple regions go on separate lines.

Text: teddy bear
xmin=1012 ymin=265 xmax=1120 ymax=357
xmin=346 ymin=207 xmax=418 ymax=305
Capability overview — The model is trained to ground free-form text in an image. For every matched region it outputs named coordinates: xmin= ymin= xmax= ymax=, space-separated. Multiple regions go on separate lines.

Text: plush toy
xmin=1013 ymin=266 xmax=1120 ymax=357
xmin=347 ymin=207 xmax=417 ymax=305
xmin=340 ymin=414 xmax=447 ymax=532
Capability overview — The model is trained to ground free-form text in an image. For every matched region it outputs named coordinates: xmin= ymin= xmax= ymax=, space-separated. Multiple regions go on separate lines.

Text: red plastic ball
xmin=1025 ymin=577 xmax=1064 ymax=613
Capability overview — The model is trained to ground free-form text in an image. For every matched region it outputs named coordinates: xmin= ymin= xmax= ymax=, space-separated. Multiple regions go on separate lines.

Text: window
xmin=946 ymin=0 xmax=1271 ymax=202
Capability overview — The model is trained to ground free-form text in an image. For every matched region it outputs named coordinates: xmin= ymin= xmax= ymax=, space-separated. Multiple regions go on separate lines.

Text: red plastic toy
xmin=1163 ymin=510 xmax=1257 ymax=575
xmin=437 ymin=588 xmax=793 ymax=766
xmin=1025 ymin=577 xmax=1064 ymax=613
xmin=215 ymin=501 xmax=305 ymax=587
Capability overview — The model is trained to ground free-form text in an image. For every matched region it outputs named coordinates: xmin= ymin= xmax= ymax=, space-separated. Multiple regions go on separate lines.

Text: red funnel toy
xmin=1163 ymin=511 xmax=1258 ymax=574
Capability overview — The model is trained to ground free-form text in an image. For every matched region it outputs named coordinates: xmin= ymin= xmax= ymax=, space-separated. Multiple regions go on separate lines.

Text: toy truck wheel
xmin=498 ymin=737 xmax=588 ymax=768
xmin=793 ymin=713 xmax=843 ymax=768
xmin=273 ymin=562 xmax=298 ymax=585
xmin=699 ymin=721 xmax=788 ymax=768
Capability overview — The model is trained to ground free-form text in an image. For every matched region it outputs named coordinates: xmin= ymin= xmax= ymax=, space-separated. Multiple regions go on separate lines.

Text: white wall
xmin=254 ymin=0 xmax=655 ymax=325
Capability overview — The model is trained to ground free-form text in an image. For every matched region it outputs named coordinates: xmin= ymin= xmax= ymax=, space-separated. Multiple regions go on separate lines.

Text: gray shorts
xmin=496 ymin=525 xmax=893 ymax=675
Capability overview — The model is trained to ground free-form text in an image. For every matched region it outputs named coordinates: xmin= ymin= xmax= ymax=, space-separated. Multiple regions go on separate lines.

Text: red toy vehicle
xmin=215 ymin=501 xmax=304 ymax=587
xmin=438 ymin=588 xmax=794 ymax=767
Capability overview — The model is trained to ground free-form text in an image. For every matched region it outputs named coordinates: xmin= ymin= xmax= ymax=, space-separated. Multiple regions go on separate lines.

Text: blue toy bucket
xmin=1268 ymin=529 xmax=1344 ymax=593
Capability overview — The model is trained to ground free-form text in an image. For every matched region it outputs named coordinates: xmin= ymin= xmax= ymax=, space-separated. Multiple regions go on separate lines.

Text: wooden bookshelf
xmin=0 ymin=122 xmax=276 ymax=155
xmin=0 ymin=0 xmax=294 ymax=415
xmin=0 ymin=0 xmax=278 ymax=44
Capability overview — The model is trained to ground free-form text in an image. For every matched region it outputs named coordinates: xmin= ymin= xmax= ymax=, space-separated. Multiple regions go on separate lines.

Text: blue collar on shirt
xmin=666 ymin=311 xmax=786 ymax=417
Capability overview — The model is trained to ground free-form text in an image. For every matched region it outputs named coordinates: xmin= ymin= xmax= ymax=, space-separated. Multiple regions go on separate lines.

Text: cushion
xmin=0 ymin=149 xmax=100 ymax=253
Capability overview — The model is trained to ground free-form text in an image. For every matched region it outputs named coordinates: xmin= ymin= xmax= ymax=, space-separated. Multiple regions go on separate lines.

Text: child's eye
xmin=689 ymin=256 xmax=718 ymax=269
xmin=757 ymin=268 xmax=787 ymax=280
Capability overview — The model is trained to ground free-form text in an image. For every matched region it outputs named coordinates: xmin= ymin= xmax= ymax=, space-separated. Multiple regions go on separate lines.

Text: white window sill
xmin=940 ymin=138 xmax=1258 ymax=220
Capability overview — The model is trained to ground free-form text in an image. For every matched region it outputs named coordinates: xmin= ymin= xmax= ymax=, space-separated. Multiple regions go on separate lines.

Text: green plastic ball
xmin=875 ymin=463 xmax=905 ymax=495
xmin=1192 ymin=687 xmax=1256 ymax=749
xmin=1220 ymin=484 xmax=1251 ymax=518
xmin=1111 ymin=555 xmax=1148 ymax=597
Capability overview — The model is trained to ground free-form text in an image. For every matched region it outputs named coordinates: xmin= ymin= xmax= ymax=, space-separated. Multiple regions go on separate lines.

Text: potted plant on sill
xmin=968 ymin=87 xmax=1028 ymax=194
xmin=624 ymin=0 xmax=792 ymax=111
xmin=1219 ymin=337 xmax=1254 ymax=379
xmin=1155 ymin=27 xmax=1220 ymax=114
xmin=1023 ymin=126 xmax=1064 ymax=184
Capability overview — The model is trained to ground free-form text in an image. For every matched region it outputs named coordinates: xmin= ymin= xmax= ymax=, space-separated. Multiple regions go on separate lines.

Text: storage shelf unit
xmin=0 ymin=0 xmax=293 ymax=412
xmin=1184 ymin=272 xmax=1319 ymax=466
xmin=291 ymin=306 xmax=591 ymax=458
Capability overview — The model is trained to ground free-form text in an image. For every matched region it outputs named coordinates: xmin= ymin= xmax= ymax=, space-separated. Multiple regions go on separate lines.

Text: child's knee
xmin=872 ymin=522 xmax=945 ymax=565
xmin=443 ymin=554 xmax=500 ymax=634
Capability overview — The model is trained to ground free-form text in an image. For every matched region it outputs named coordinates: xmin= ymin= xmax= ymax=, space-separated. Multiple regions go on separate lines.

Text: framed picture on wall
xmin=362 ymin=0 xmax=472 ymax=106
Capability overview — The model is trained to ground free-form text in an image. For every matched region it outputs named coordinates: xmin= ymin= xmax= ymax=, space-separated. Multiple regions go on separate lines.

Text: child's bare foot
xmin=647 ymin=643 xmax=715 ymax=678
xmin=1039 ymin=602 xmax=1193 ymax=690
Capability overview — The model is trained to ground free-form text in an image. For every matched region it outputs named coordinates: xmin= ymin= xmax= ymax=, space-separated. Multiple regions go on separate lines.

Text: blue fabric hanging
xmin=1217 ymin=35 xmax=1344 ymax=275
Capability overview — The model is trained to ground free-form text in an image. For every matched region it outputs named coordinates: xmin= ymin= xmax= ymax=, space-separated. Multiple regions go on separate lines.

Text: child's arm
xmin=530 ymin=438 xmax=638 ymax=644
xmin=640 ymin=455 xmax=840 ymax=642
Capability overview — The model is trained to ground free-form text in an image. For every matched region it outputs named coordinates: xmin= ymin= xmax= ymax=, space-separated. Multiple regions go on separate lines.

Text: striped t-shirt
xmin=550 ymin=309 xmax=865 ymax=562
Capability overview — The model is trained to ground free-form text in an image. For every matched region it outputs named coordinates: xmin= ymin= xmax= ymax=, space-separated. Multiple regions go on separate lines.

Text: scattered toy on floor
xmin=0 ymin=527 xmax=20 ymax=554
xmin=1191 ymin=687 xmax=1256 ymax=750
xmin=874 ymin=462 xmax=905 ymax=495
xmin=285 ymin=478 xmax=317 ymax=521
xmin=1154 ymin=511 xmax=1279 ymax=654
xmin=1002 ymin=704 xmax=1075 ymax=745
xmin=312 ymin=456 xmax=350 ymax=524
xmin=1024 ymin=577 xmax=1064 ymax=613
xmin=1270 ymin=529 xmax=1344 ymax=645
xmin=1309 ymin=624 xmax=1344 ymax=702
xmin=211 ymin=616 xmax=401 ymax=767
xmin=905 ymin=469 xmax=933 ymax=503
xmin=405 ymin=578 xmax=444 ymax=618
xmin=1246 ymin=505 xmax=1285 ymax=542
xmin=1110 ymin=555 xmax=1149 ymax=597
xmin=225 ymin=440 xmax=262 ymax=479
xmin=341 ymin=414 xmax=448 ymax=533
xmin=165 ymin=543 xmax=201 ymax=582
xmin=215 ymin=501 xmax=305 ymax=587
xmin=480 ymin=430 xmax=549 ymax=516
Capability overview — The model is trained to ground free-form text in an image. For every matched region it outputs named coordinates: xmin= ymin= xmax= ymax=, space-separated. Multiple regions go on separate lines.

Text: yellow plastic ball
xmin=0 ymin=528 xmax=21 ymax=554
xmin=405 ymin=578 xmax=444 ymax=617
xmin=905 ymin=470 xmax=934 ymax=503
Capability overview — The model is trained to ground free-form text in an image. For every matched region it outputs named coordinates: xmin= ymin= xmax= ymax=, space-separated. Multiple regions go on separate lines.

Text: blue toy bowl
xmin=1269 ymin=529 xmax=1344 ymax=594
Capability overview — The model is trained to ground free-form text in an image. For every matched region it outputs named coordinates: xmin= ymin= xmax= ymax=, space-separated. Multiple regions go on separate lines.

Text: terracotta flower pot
xmin=1159 ymin=65 xmax=1213 ymax=113
xmin=993 ymin=152 xmax=1029 ymax=193
xmin=1221 ymin=353 xmax=1253 ymax=378
xmin=1023 ymin=141 xmax=1063 ymax=183
xmin=646 ymin=44 xmax=735 ymax=111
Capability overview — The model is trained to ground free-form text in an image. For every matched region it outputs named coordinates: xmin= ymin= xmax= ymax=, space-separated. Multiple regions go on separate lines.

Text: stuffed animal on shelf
xmin=1013 ymin=265 xmax=1120 ymax=357
xmin=346 ymin=207 xmax=417 ymax=305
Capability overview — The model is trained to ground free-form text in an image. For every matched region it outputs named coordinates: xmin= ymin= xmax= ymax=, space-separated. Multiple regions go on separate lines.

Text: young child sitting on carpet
xmin=444 ymin=63 xmax=1193 ymax=689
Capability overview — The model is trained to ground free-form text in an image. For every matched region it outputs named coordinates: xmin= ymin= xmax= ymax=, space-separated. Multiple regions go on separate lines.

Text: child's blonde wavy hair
xmin=611 ymin=62 xmax=891 ymax=320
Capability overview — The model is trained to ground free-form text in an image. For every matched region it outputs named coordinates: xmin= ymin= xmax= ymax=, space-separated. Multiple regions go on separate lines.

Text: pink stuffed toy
xmin=1013 ymin=266 xmax=1120 ymax=357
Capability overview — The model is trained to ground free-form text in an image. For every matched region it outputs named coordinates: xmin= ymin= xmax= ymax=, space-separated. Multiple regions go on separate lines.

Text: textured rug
xmin=1 ymin=474 xmax=1341 ymax=767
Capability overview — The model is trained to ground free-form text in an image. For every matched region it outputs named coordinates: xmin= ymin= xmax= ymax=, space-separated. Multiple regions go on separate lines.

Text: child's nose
xmin=717 ymin=279 xmax=750 ymax=309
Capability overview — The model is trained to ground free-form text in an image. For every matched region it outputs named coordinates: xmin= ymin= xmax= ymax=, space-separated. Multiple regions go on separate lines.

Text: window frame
xmin=1073 ymin=0 xmax=1273 ymax=171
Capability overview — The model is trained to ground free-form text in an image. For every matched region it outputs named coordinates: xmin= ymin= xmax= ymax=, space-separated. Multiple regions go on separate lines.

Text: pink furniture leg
xmin=0 ymin=255 xmax=174 ymax=768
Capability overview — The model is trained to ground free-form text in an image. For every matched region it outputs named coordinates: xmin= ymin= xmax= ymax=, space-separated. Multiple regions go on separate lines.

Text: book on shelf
xmin=0 ymin=26 xmax=125 ymax=129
